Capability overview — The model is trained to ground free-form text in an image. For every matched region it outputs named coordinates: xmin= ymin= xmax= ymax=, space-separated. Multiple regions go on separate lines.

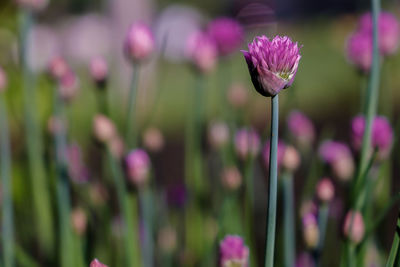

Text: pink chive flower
xmin=89 ymin=57 xmax=108 ymax=86
xmin=234 ymin=128 xmax=261 ymax=160
xmin=48 ymin=56 xmax=70 ymax=80
xmin=287 ymin=110 xmax=315 ymax=147
xmin=263 ymin=140 xmax=286 ymax=170
xmin=90 ymin=259 xmax=108 ymax=267
xmin=207 ymin=17 xmax=244 ymax=56
xmin=208 ymin=121 xmax=230 ymax=149
xmin=124 ymin=22 xmax=155 ymax=63
xmin=125 ymin=149 xmax=151 ymax=186
xmin=347 ymin=31 xmax=373 ymax=72
xmin=221 ymin=166 xmax=242 ymax=191
xmin=358 ymin=12 xmax=400 ymax=56
xmin=219 ymin=235 xmax=249 ymax=267
xmin=351 ymin=115 xmax=393 ymax=160
xmin=0 ymin=67 xmax=7 ymax=92
xmin=343 ymin=210 xmax=365 ymax=244
xmin=66 ymin=143 xmax=89 ymax=184
xmin=142 ymin=127 xmax=165 ymax=153
xmin=59 ymin=71 xmax=79 ymax=103
xmin=185 ymin=31 xmax=218 ymax=74
xmin=15 ymin=0 xmax=48 ymax=11
xmin=242 ymin=35 xmax=301 ymax=97
xmin=282 ymin=145 xmax=301 ymax=172
xmin=71 ymin=207 xmax=87 ymax=236
xmin=319 ymin=140 xmax=354 ymax=181
xmin=302 ymin=213 xmax=319 ymax=249
xmin=316 ymin=177 xmax=335 ymax=203
xmin=93 ymin=115 xmax=117 ymax=144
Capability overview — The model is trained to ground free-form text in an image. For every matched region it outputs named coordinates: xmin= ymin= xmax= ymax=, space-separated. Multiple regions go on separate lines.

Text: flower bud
xmin=66 ymin=143 xmax=89 ymax=184
xmin=125 ymin=149 xmax=151 ymax=186
xmin=142 ymin=127 xmax=165 ymax=153
xmin=346 ymin=31 xmax=372 ymax=72
xmin=316 ymin=178 xmax=335 ymax=203
xmin=93 ymin=115 xmax=117 ymax=144
xmin=90 ymin=57 xmax=108 ymax=87
xmin=124 ymin=22 xmax=155 ymax=63
xmin=331 ymin=157 xmax=354 ymax=182
xmin=343 ymin=210 xmax=365 ymax=244
xmin=219 ymin=235 xmax=249 ymax=267
xmin=302 ymin=213 xmax=319 ymax=249
xmin=185 ymin=31 xmax=218 ymax=74
xmin=71 ymin=207 xmax=87 ymax=236
xmin=59 ymin=71 xmax=79 ymax=103
xmin=319 ymin=140 xmax=354 ymax=181
xmin=90 ymin=259 xmax=108 ymax=267
xmin=287 ymin=110 xmax=315 ymax=147
xmin=282 ymin=145 xmax=301 ymax=172
xmin=0 ymin=67 xmax=7 ymax=92
xmin=227 ymin=83 xmax=248 ymax=109
xmin=221 ymin=166 xmax=242 ymax=191
xmin=48 ymin=56 xmax=69 ymax=80
xmin=234 ymin=128 xmax=260 ymax=160
xmin=208 ymin=121 xmax=229 ymax=149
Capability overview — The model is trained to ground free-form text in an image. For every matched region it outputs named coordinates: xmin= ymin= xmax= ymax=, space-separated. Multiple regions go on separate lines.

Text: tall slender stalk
xmin=19 ymin=9 xmax=54 ymax=254
xmin=315 ymin=204 xmax=329 ymax=266
xmin=53 ymin=88 xmax=74 ymax=267
xmin=385 ymin=211 xmax=400 ymax=267
xmin=139 ymin=186 xmax=154 ymax=267
xmin=244 ymin=155 xmax=257 ymax=267
xmin=264 ymin=95 xmax=279 ymax=267
xmin=125 ymin=64 xmax=140 ymax=148
xmin=0 ymin=94 xmax=15 ymax=267
xmin=282 ymin=172 xmax=295 ymax=267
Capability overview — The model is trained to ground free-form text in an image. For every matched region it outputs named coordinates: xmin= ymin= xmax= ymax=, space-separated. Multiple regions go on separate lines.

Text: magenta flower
xmin=66 ymin=143 xmax=89 ymax=184
xmin=287 ymin=110 xmax=315 ymax=147
xmin=207 ymin=17 xmax=244 ymax=56
xmin=48 ymin=56 xmax=70 ymax=81
xmin=316 ymin=177 xmax=335 ymax=203
xmin=90 ymin=57 xmax=108 ymax=86
xmin=347 ymin=31 xmax=373 ymax=72
xmin=185 ymin=31 xmax=218 ymax=73
xmin=242 ymin=35 xmax=301 ymax=97
xmin=234 ymin=128 xmax=261 ymax=160
xmin=59 ymin=70 xmax=79 ymax=103
xmin=90 ymin=259 xmax=108 ymax=267
xmin=125 ymin=149 xmax=151 ymax=186
xmin=0 ymin=66 xmax=7 ymax=92
xmin=263 ymin=139 xmax=286 ymax=169
xmin=124 ymin=22 xmax=155 ymax=63
xmin=219 ymin=235 xmax=249 ymax=267
xmin=351 ymin=115 xmax=393 ymax=159
xmin=319 ymin=140 xmax=354 ymax=181
xmin=343 ymin=210 xmax=365 ymax=244
xmin=358 ymin=12 xmax=400 ymax=56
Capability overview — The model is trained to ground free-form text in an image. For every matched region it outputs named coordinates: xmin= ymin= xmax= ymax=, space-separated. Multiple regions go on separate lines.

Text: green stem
xmin=264 ymin=95 xmax=279 ymax=267
xmin=107 ymin=149 xmax=140 ymax=267
xmin=20 ymin=10 xmax=54 ymax=254
xmin=0 ymin=95 xmax=15 ymax=267
xmin=244 ymin=155 xmax=257 ymax=267
xmin=282 ymin=172 xmax=295 ymax=267
xmin=139 ymin=186 xmax=154 ymax=267
xmin=96 ymin=86 xmax=109 ymax=116
xmin=386 ymin=211 xmax=400 ymax=267
xmin=125 ymin=64 xmax=140 ymax=148
xmin=315 ymin=204 xmax=329 ymax=266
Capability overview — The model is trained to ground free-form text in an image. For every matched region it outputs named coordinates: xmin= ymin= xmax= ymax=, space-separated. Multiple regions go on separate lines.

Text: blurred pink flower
xmin=287 ymin=110 xmax=315 ymax=147
xmin=242 ymin=35 xmax=301 ymax=97
xmin=227 ymin=83 xmax=249 ymax=109
xmin=185 ymin=31 xmax=218 ymax=74
xmin=316 ymin=177 xmax=335 ymax=203
xmin=343 ymin=210 xmax=365 ymax=244
xmin=90 ymin=259 xmax=108 ymax=267
xmin=59 ymin=71 xmax=79 ymax=103
xmin=347 ymin=31 xmax=373 ymax=72
xmin=48 ymin=56 xmax=69 ymax=80
xmin=234 ymin=128 xmax=261 ymax=160
xmin=124 ymin=22 xmax=155 ymax=63
xmin=208 ymin=121 xmax=230 ymax=149
xmin=90 ymin=57 xmax=108 ymax=85
xmin=71 ymin=207 xmax=87 ymax=236
xmin=142 ymin=127 xmax=165 ymax=153
xmin=282 ymin=145 xmax=301 ymax=172
xmin=319 ymin=140 xmax=354 ymax=181
xmin=207 ymin=17 xmax=244 ymax=56
xmin=93 ymin=115 xmax=117 ymax=144
xmin=0 ymin=66 xmax=7 ymax=92
xmin=125 ymin=149 xmax=151 ymax=186
xmin=221 ymin=166 xmax=242 ymax=191
xmin=219 ymin=235 xmax=249 ymax=267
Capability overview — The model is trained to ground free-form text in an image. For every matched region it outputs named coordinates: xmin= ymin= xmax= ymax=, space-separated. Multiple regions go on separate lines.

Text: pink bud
xmin=316 ymin=178 xmax=335 ymax=202
xmin=124 ymin=22 xmax=155 ymax=63
xmin=221 ymin=166 xmax=242 ymax=191
xmin=125 ymin=149 xmax=151 ymax=186
xmin=234 ymin=128 xmax=260 ymax=160
xmin=343 ymin=210 xmax=365 ymax=244
xmin=227 ymin=83 xmax=249 ymax=109
xmin=185 ymin=31 xmax=218 ymax=74
xmin=71 ymin=207 xmax=87 ymax=236
xmin=142 ymin=127 xmax=165 ymax=153
xmin=0 ymin=67 xmax=7 ymax=92
xmin=89 ymin=57 xmax=108 ymax=85
xmin=48 ymin=56 xmax=69 ymax=80
xmin=93 ymin=115 xmax=117 ymax=143
xmin=282 ymin=145 xmax=301 ymax=172
xmin=208 ymin=121 xmax=229 ymax=149
xmin=90 ymin=259 xmax=108 ymax=267
xmin=59 ymin=71 xmax=79 ymax=102
xmin=219 ymin=235 xmax=249 ymax=267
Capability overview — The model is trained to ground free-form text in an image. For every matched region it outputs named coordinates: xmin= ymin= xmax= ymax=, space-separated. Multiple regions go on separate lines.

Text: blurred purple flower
xmin=59 ymin=70 xmax=79 ymax=103
xmin=319 ymin=140 xmax=354 ymax=181
xmin=351 ymin=115 xmax=393 ymax=159
xmin=125 ymin=149 xmax=151 ymax=186
xmin=343 ymin=210 xmax=365 ymax=244
xmin=48 ymin=56 xmax=69 ymax=80
xmin=90 ymin=57 xmax=108 ymax=86
xmin=185 ymin=31 xmax=218 ymax=74
xmin=287 ymin=110 xmax=315 ymax=147
xmin=263 ymin=139 xmax=286 ymax=169
xmin=234 ymin=128 xmax=261 ymax=160
xmin=207 ymin=17 xmax=244 ymax=57
xmin=90 ymin=259 xmax=108 ymax=267
xmin=302 ymin=212 xmax=319 ymax=249
xmin=347 ymin=31 xmax=373 ymax=72
xmin=295 ymin=252 xmax=315 ymax=267
xmin=66 ymin=143 xmax=89 ymax=184
xmin=124 ymin=22 xmax=155 ymax=63
xmin=358 ymin=12 xmax=400 ymax=56
xmin=219 ymin=235 xmax=249 ymax=267
xmin=0 ymin=66 xmax=7 ymax=92
xmin=242 ymin=35 xmax=301 ymax=97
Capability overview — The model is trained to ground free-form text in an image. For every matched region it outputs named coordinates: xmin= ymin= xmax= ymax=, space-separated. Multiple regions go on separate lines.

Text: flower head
xmin=316 ymin=178 xmax=335 ymax=203
xmin=0 ymin=67 xmax=7 ymax=93
xmin=93 ymin=115 xmax=117 ymax=144
xmin=319 ymin=140 xmax=354 ymax=181
xmin=351 ymin=115 xmax=393 ymax=160
xmin=15 ymin=0 xmax=48 ymax=11
xmin=207 ymin=17 xmax=244 ymax=56
xmin=48 ymin=56 xmax=70 ymax=80
xmin=346 ymin=31 xmax=373 ymax=72
xmin=287 ymin=110 xmax=315 ymax=147
xmin=242 ymin=35 xmax=301 ymax=97
xmin=124 ymin=22 xmax=155 ymax=63
xmin=71 ymin=207 xmax=87 ymax=236
xmin=219 ymin=235 xmax=249 ymax=267
xmin=142 ymin=127 xmax=165 ymax=153
xmin=90 ymin=57 xmax=108 ymax=86
xmin=221 ymin=166 xmax=242 ymax=191
xmin=59 ymin=70 xmax=79 ymax=103
xmin=343 ymin=210 xmax=365 ymax=244
xmin=234 ymin=128 xmax=261 ymax=160
xmin=208 ymin=121 xmax=230 ymax=149
xmin=302 ymin=213 xmax=319 ymax=249
xmin=282 ymin=145 xmax=301 ymax=172
xmin=358 ymin=12 xmax=400 ymax=56
xmin=185 ymin=31 xmax=218 ymax=73
xmin=90 ymin=259 xmax=108 ymax=267
xmin=125 ymin=149 xmax=151 ymax=186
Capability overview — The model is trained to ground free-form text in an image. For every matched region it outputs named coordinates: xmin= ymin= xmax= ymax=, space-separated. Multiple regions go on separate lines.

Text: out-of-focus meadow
xmin=1 ymin=0 xmax=400 ymax=266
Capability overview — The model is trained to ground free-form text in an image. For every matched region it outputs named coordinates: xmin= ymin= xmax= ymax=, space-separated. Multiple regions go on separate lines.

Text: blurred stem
xmin=352 ymin=0 xmax=381 ymax=203
xmin=125 ymin=64 xmax=140 ymax=148
xmin=139 ymin=185 xmax=154 ymax=267
xmin=282 ymin=172 xmax=295 ymax=267
xmin=0 ymin=94 xmax=15 ymax=267
xmin=53 ymin=88 xmax=74 ymax=267
xmin=264 ymin=95 xmax=279 ymax=267
xmin=19 ymin=9 xmax=54 ymax=255
xmin=96 ymin=86 xmax=109 ymax=116
xmin=107 ymin=149 xmax=140 ymax=267
xmin=244 ymin=155 xmax=257 ymax=267
xmin=315 ymin=203 xmax=329 ymax=267
xmin=385 ymin=211 xmax=400 ymax=267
